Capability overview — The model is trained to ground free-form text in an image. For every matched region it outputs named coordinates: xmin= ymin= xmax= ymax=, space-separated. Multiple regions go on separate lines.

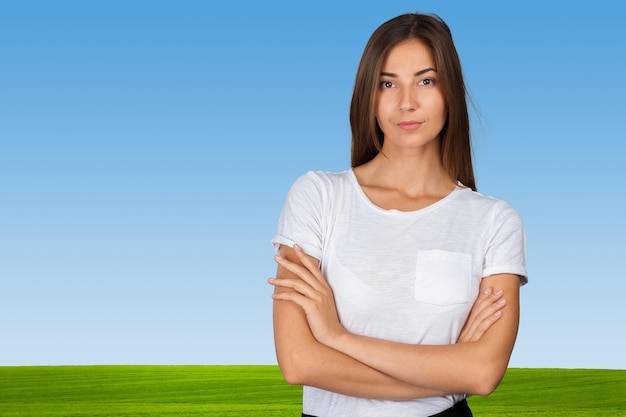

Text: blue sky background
xmin=1 ymin=0 xmax=624 ymax=369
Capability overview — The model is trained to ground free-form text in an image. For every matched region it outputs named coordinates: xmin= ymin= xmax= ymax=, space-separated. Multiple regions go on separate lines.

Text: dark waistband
xmin=429 ymin=399 xmax=473 ymax=417
xmin=302 ymin=398 xmax=472 ymax=417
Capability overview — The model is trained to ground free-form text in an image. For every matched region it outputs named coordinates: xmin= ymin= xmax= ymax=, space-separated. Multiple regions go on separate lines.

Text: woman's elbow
xmin=469 ymin=363 xmax=507 ymax=396
xmin=279 ymin=362 xmax=306 ymax=386
xmin=277 ymin=350 xmax=313 ymax=386
xmin=471 ymin=376 xmax=502 ymax=397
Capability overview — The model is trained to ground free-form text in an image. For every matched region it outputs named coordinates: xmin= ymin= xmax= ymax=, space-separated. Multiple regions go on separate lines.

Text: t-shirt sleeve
xmin=483 ymin=200 xmax=528 ymax=285
xmin=271 ymin=172 xmax=327 ymax=261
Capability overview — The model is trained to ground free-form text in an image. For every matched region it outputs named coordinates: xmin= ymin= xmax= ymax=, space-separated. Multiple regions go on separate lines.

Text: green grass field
xmin=0 ymin=366 xmax=624 ymax=416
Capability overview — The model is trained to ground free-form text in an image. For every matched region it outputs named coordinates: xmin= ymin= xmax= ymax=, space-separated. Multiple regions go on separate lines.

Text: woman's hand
xmin=458 ymin=287 xmax=506 ymax=343
xmin=269 ymin=244 xmax=347 ymax=345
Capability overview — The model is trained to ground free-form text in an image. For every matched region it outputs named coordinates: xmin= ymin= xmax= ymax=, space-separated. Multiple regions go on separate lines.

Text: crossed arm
xmin=270 ymin=244 xmax=521 ymax=399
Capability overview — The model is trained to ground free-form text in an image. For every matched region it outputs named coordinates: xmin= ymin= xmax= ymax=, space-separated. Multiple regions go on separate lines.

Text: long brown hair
xmin=349 ymin=13 xmax=476 ymax=191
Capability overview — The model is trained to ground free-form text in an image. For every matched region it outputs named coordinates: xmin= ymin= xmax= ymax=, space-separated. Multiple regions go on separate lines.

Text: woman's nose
xmin=399 ymin=89 xmax=417 ymax=111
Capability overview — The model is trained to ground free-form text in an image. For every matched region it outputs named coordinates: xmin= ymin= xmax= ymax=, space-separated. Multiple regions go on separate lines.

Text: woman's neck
xmin=352 ymin=149 xmax=457 ymax=212
xmin=355 ymin=148 xmax=455 ymax=198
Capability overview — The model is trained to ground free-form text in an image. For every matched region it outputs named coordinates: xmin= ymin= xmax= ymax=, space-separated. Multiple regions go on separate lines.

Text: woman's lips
xmin=397 ymin=121 xmax=423 ymax=131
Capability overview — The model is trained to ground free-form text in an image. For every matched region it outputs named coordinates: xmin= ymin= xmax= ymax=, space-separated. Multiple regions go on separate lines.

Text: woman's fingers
xmin=270 ymin=244 xmax=331 ymax=300
xmin=473 ymin=288 xmax=505 ymax=318
xmin=269 ymin=275 xmax=315 ymax=297
xmin=270 ymin=281 xmax=314 ymax=307
xmin=458 ymin=287 xmax=507 ymax=343
xmin=464 ymin=301 xmax=504 ymax=337
xmin=274 ymin=253 xmax=323 ymax=292
xmin=269 ymin=244 xmax=345 ymax=345
xmin=293 ymin=244 xmax=328 ymax=285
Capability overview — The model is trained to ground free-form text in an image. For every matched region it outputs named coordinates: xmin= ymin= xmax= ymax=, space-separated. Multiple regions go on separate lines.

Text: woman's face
xmin=375 ymin=39 xmax=447 ymax=154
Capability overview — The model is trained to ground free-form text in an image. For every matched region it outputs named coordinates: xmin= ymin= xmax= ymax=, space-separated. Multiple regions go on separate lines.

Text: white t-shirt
xmin=272 ymin=169 xmax=527 ymax=417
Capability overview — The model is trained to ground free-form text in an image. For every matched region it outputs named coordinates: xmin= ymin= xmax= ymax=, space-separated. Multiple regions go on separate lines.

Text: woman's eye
xmin=380 ymin=81 xmax=394 ymax=89
xmin=419 ymin=78 xmax=436 ymax=86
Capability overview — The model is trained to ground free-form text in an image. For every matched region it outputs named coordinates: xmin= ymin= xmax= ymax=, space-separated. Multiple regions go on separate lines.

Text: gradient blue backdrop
xmin=1 ymin=0 xmax=624 ymax=369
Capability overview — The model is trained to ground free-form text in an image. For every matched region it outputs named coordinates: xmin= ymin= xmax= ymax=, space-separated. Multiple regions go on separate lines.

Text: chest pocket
xmin=414 ymin=250 xmax=472 ymax=305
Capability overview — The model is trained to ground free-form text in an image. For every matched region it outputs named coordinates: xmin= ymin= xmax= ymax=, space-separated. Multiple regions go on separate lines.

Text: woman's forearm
xmin=325 ymin=274 xmax=521 ymax=396
xmin=328 ymin=332 xmax=491 ymax=394
xmin=274 ymin=300 xmax=447 ymax=400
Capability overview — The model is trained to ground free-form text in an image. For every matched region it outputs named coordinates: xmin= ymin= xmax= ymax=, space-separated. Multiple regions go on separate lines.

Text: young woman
xmin=269 ymin=13 xmax=527 ymax=417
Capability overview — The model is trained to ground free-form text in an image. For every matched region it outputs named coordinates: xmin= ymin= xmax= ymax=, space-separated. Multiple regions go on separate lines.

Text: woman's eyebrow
xmin=380 ymin=67 xmax=437 ymax=77
xmin=416 ymin=67 xmax=437 ymax=76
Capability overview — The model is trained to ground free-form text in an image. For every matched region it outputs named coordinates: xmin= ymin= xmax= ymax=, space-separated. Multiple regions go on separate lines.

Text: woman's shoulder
xmin=291 ymin=169 xmax=353 ymax=192
xmin=457 ymin=187 xmax=523 ymax=223
xmin=298 ymin=169 xmax=353 ymax=181
xmin=282 ymin=170 xmax=354 ymax=220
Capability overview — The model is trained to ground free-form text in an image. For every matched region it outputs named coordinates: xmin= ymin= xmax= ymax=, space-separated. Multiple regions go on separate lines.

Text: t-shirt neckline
xmin=347 ymin=168 xmax=465 ymax=217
